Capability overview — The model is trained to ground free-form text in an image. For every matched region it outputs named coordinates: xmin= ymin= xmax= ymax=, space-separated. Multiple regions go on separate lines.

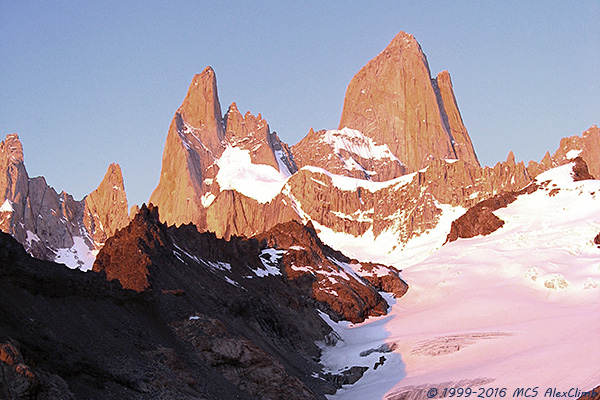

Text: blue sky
xmin=1 ymin=1 xmax=598 ymax=208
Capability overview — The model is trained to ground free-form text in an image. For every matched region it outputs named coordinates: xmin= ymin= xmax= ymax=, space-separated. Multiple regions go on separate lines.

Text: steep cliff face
xmin=253 ymin=220 xmax=408 ymax=323
xmin=0 ymin=134 xmax=130 ymax=269
xmin=83 ymin=163 xmax=130 ymax=244
xmin=0 ymin=225 xmax=333 ymax=399
xmin=433 ymin=71 xmax=479 ymax=164
xmin=149 ymin=67 xmax=224 ymax=230
xmin=93 ymin=204 xmax=408 ymax=396
xmin=149 ymin=67 xmax=296 ymax=230
xmin=337 ymin=32 xmax=479 ymax=173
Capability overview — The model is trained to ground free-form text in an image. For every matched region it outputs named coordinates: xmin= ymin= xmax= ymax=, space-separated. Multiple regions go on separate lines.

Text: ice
xmin=25 ymin=230 xmax=41 ymax=247
xmin=322 ymin=164 xmax=600 ymax=398
xmin=54 ymin=236 xmax=97 ymax=271
xmin=0 ymin=199 xmax=14 ymax=213
xmin=302 ymin=166 xmax=416 ymax=193
xmin=216 ymin=145 xmax=289 ymax=203
xmin=566 ymin=149 xmax=582 ymax=159
xmin=253 ymin=248 xmax=284 ymax=277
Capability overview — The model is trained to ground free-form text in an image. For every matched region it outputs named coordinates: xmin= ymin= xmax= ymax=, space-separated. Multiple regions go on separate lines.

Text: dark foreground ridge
xmin=0 ymin=204 xmax=406 ymax=399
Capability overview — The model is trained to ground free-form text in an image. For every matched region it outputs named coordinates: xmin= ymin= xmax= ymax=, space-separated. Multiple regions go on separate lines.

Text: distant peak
xmin=436 ymin=70 xmax=452 ymax=83
xmin=179 ymin=67 xmax=224 ymax=138
xmin=199 ymin=65 xmax=215 ymax=77
xmin=1 ymin=133 xmax=24 ymax=162
xmin=386 ymin=31 xmax=423 ymax=53
xmin=103 ymin=163 xmax=125 ymax=188
xmin=391 ymin=31 xmax=416 ymax=44
xmin=506 ymin=151 xmax=516 ymax=166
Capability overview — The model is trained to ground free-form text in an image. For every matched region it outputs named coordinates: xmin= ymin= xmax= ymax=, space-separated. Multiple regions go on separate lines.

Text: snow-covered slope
xmin=215 ymin=145 xmax=291 ymax=203
xmin=320 ymin=163 xmax=600 ymax=399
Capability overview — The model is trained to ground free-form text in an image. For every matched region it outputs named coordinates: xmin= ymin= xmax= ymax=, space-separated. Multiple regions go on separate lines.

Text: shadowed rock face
xmin=96 ymin=205 xmax=405 ymax=324
xmin=254 ymin=220 xmax=408 ymax=323
xmin=0 ymin=341 xmax=74 ymax=400
xmin=1 ymin=207 xmax=344 ymax=399
xmin=0 ymin=134 xmax=129 ymax=264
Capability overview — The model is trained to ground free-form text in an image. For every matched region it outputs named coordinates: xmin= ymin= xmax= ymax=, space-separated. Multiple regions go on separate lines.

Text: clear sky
xmin=1 ymin=1 xmax=598 ymax=208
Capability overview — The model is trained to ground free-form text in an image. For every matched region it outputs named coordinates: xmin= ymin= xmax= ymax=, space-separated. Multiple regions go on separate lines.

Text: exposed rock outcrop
xmin=149 ymin=67 xmax=296 ymax=230
xmin=254 ymin=220 xmax=408 ymax=323
xmin=83 ymin=163 xmax=130 ymax=244
xmin=224 ymin=102 xmax=297 ymax=174
xmin=1 ymin=210 xmax=338 ymax=398
xmin=0 ymin=341 xmax=74 ymax=400
xmin=446 ymin=183 xmax=537 ymax=243
xmin=528 ymin=125 xmax=600 ymax=178
xmin=337 ymin=31 xmax=480 ymax=173
xmin=0 ymin=134 xmax=130 ymax=267
xmin=205 ymin=190 xmax=299 ymax=239
xmin=446 ymin=157 xmax=595 ymax=243
xmin=570 ymin=156 xmax=595 ymax=181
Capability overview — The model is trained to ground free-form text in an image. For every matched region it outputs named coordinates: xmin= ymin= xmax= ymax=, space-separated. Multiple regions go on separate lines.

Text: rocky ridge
xmin=91 ymin=204 xmax=408 ymax=396
xmin=5 ymin=33 xmax=599 ymax=270
xmin=0 ymin=134 xmax=130 ymax=268
xmin=0 ymin=226 xmax=322 ymax=399
xmin=149 ymin=67 xmax=296 ymax=231
xmin=145 ymin=32 xmax=600 ymax=259
xmin=447 ymin=157 xmax=595 ymax=243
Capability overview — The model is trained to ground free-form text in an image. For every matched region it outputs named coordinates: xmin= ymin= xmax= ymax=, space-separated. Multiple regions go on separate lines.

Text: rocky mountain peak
xmin=506 ymin=150 xmax=516 ymax=166
xmin=0 ymin=134 xmax=132 ymax=269
xmin=337 ymin=32 xmax=478 ymax=174
xmin=150 ymin=68 xmax=298 ymax=230
xmin=83 ymin=163 xmax=130 ymax=243
xmin=0 ymin=133 xmax=24 ymax=163
xmin=179 ymin=66 xmax=224 ymax=144
xmin=224 ymin=102 xmax=295 ymax=173
xmin=433 ymin=71 xmax=480 ymax=166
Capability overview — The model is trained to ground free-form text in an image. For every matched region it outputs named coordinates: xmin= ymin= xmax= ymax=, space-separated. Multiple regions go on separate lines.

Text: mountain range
xmin=1 ymin=31 xmax=599 ymax=399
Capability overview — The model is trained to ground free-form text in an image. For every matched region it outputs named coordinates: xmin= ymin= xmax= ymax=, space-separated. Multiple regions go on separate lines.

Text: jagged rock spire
xmin=338 ymin=31 xmax=479 ymax=172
